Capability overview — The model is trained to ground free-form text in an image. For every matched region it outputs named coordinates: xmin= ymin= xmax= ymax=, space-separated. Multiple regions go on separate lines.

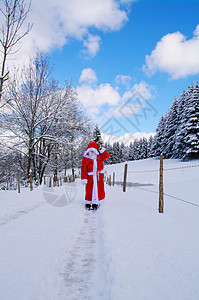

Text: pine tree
xmin=183 ymin=82 xmax=199 ymax=159
xmin=142 ymin=137 xmax=148 ymax=159
xmin=153 ymin=81 xmax=199 ymax=160
xmin=138 ymin=139 xmax=144 ymax=159
xmin=105 ymin=142 xmax=113 ymax=164
xmin=163 ymin=97 xmax=178 ymax=158
xmin=173 ymin=89 xmax=190 ymax=158
xmin=132 ymin=139 xmax=139 ymax=160
xmin=92 ymin=125 xmax=103 ymax=145
xmin=122 ymin=145 xmax=129 ymax=162
xmin=151 ymin=116 xmax=165 ymax=157
xmin=112 ymin=142 xmax=120 ymax=164
xmin=129 ymin=142 xmax=134 ymax=161
xmin=147 ymin=136 xmax=153 ymax=158
xmin=119 ymin=142 xmax=125 ymax=162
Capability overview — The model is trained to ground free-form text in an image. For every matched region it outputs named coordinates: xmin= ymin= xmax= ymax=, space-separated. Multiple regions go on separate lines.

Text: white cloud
xmin=119 ymin=0 xmax=135 ymax=4
xmin=77 ymin=83 xmax=121 ymax=107
xmin=143 ymin=25 xmax=199 ymax=79
xmin=114 ymin=78 xmax=154 ymax=102
xmin=77 ymin=68 xmax=156 ymax=129
xmin=79 ymin=68 xmax=97 ymax=83
xmin=82 ymin=34 xmax=101 ymax=57
xmin=87 ymin=107 xmax=100 ymax=115
xmin=101 ymin=132 xmax=155 ymax=146
xmin=132 ymin=81 xmax=153 ymax=100
xmin=115 ymin=74 xmax=132 ymax=85
xmin=121 ymin=80 xmax=153 ymax=102
xmin=93 ymin=80 xmax=154 ymax=125
xmin=77 ymin=68 xmax=122 ymax=108
xmin=3 ymin=0 xmax=131 ymax=67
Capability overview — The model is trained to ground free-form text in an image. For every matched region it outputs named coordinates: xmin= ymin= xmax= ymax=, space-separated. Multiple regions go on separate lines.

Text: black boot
xmin=85 ymin=204 xmax=91 ymax=210
xmin=92 ymin=204 xmax=98 ymax=210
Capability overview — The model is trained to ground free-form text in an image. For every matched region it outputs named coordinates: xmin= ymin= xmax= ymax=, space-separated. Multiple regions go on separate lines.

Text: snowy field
xmin=0 ymin=158 xmax=199 ymax=300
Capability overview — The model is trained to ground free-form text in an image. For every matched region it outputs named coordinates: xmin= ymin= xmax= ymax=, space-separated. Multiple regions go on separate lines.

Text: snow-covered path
xmin=0 ymin=183 xmax=84 ymax=300
xmin=57 ymin=210 xmax=100 ymax=300
xmin=0 ymin=181 xmax=112 ymax=300
xmin=0 ymin=159 xmax=199 ymax=300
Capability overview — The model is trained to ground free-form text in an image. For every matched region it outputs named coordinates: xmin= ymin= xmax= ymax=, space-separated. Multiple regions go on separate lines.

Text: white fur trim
xmin=84 ymin=200 xmax=92 ymax=204
xmin=84 ymin=154 xmax=94 ymax=160
xmin=84 ymin=147 xmax=98 ymax=156
xmin=98 ymin=147 xmax=106 ymax=153
xmin=81 ymin=179 xmax=88 ymax=185
xmin=85 ymin=198 xmax=105 ymax=204
xmin=92 ymin=158 xmax=99 ymax=204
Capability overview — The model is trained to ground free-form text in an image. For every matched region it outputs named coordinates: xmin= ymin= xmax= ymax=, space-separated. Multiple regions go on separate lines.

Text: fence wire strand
xmin=128 ymin=164 xmax=199 ymax=174
xmin=135 ymin=187 xmax=199 ymax=208
xmin=163 ymin=192 xmax=199 ymax=208
xmin=107 ymin=163 xmax=199 ymax=208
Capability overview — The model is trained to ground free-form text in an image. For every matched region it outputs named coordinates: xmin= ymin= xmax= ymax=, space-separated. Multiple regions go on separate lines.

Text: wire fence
xmin=105 ymin=160 xmax=199 ymax=210
xmin=0 ymin=171 xmax=78 ymax=193
xmin=127 ymin=164 xmax=199 ymax=174
xmin=135 ymin=186 xmax=199 ymax=208
xmin=2 ymin=159 xmax=198 ymax=210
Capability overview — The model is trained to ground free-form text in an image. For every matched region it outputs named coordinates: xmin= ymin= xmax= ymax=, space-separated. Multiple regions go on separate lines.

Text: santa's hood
xmin=84 ymin=142 xmax=98 ymax=156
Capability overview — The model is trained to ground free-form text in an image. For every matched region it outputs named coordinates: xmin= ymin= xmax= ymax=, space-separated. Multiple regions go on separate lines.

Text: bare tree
xmin=0 ymin=52 xmax=90 ymax=183
xmin=0 ymin=0 xmax=32 ymax=101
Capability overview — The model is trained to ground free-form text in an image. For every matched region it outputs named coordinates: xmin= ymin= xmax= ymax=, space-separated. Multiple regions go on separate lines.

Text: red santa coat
xmin=81 ymin=142 xmax=109 ymax=204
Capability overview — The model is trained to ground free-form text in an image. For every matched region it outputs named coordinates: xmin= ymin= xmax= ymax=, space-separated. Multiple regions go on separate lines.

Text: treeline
xmin=104 ymin=137 xmax=154 ymax=165
xmin=151 ymin=81 xmax=199 ymax=160
xmin=98 ymin=81 xmax=199 ymax=164
xmin=92 ymin=125 xmax=154 ymax=164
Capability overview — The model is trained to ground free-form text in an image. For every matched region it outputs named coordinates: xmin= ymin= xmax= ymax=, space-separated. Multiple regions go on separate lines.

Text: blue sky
xmin=5 ymin=0 xmax=199 ymax=143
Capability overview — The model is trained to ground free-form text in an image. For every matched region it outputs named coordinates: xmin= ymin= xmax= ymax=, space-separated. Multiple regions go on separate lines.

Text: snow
xmin=0 ymin=158 xmax=199 ymax=300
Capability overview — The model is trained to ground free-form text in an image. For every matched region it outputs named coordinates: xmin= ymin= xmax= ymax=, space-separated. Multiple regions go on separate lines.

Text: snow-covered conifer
xmin=163 ymin=97 xmax=178 ymax=158
xmin=92 ymin=125 xmax=103 ymax=145
xmin=147 ymin=135 xmax=153 ymax=158
xmin=183 ymin=82 xmax=199 ymax=159
xmin=151 ymin=116 xmax=165 ymax=157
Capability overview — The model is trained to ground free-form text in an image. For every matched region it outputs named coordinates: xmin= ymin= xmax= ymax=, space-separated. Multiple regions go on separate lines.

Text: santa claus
xmin=81 ymin=141 xmax=109 ymax=210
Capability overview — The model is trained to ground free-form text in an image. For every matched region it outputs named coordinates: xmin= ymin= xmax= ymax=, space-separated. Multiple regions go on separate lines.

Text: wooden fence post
xmin=123 ymin=163 xmax=128 ymax=192
xmin=17 ymin=169 xmax=20 ymax=193
xmin=109 ymin=175 xmax=111 ymax=186
xmin=49 ymin=176 xmax=52 ymax=188
xmin=113 ymin=172 xmax=115 ymax=186
xmin=37 ymin=174 xmax=40 ymax=185
xmin=29 ymin=170 xmax=33 ymax=191
xmin=44 ymin=175 xmax=46 ymax=185
xmin=159 ymin=154 xmax=164 ymax=213
xmin=60 ymin=176 xmax=62 ymax=186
